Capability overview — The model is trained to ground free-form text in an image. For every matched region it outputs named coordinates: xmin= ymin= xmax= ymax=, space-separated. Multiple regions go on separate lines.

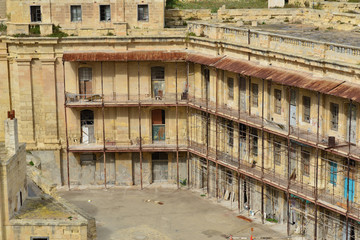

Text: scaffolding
xmin=63 ymin=60 xmax=360 ymax=239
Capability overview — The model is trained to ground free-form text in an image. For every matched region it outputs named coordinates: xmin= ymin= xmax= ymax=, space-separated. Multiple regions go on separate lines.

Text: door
xmin=152 ymin=153 xmax=168 ymax=182
xmin=290 ymin=144 xmax=297 ymax=178
xmin=81 ymin=110 xmax=94 ymax=144
xmin=344 ymin=178 xmax=355 ymax=202
xmin=201 ymin=166 xmax=207 ymax=190
xmin=290 ymin=89 xmax=297 ymax=127
xmin=347 ymin=104 xmax=357 ymax=144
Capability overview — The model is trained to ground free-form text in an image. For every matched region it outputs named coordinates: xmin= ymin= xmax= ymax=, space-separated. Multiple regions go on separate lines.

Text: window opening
xmin=71 ymin=5 xmax=82 ymax=22
xmin=100 ymin=5 xmax=111 ymax=21
xmin=138 ymin=5 xmax=149 ymax=21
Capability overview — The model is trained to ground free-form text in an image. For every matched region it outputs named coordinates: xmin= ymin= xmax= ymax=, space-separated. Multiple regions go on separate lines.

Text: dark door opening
xmin=152 ymin=152 xmax=168 ymax=182
xmin=81 ymin=110 xmax=95 ymax=144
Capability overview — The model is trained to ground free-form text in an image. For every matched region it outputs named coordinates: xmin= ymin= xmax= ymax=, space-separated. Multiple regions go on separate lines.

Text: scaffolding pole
xmin=176 ymin=62 xmax=179 ymax=189
xmin=345 ymin=100 xmax=353 ymax=240
xmin=215 ymin=69 xmax=219 ymax=199
xmin=286 ymin=87 xmax=291 ymax=237
xmin=62 ymin=60 xmax=70 ymax=190
xmin=186 ymin=62 xmax=190 ymax=189
xmin=237 ymin=74 xmax=241 ymax=213
xmin=261 ymin=78 xmax=265 ymax=225
xmin=101 ymin=62 xmax=107 ymax=188
xmin=138 ymin=62 xmax=143 ymax=190
xmin=314 ymin=92 xmax=320 ymax=240
xmin=205 ymin=67 xmax=210 ymax=196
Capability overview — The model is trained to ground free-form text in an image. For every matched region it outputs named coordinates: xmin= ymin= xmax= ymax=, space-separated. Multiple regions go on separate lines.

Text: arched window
xmin=80 ymin=110 xmax=94 ymax=144
xmin=79 ymin=67 xmax=92 ymax=97
xmin=151 ymin=67 xmax=165 ymax=100
xmin=152 ymin=109 xmax=165 ymax=141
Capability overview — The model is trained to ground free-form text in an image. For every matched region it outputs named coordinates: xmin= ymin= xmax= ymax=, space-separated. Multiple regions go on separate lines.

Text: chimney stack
xmin=5 ymin=111 xmax=19 ymax=155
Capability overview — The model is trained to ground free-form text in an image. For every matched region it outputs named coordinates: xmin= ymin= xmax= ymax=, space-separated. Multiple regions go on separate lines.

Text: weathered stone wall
xmin=165 ymin=9 xmax=212 ymax=27
xmin=0 ymin=142 xmax=27 ymax=239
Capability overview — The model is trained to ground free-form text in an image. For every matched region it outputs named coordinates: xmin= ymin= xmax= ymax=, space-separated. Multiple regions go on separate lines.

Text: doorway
xmin=81 ymin=110 xmax=95 ymax=144
xmin=152 ymin=152 xmax=168 ymax=182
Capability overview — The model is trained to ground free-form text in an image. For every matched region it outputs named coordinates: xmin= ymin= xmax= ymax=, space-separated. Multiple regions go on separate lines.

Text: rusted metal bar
xmin=101 ymin=61 xmax=107 ymax=188
xmin=205 ymin=66 xmax=210 ymax=196
xmin=261 ymin=78 xmax=265 ymax=225
xmin=314 ymin=92 xmax=320 ymax=240
xmin=287 ymin=87 xmax=291 ymax=237
xmin=237 ymin=74 xmax=241 ymax=213
xmin=186 ymin=62 xmax=190 ymax=189
xmin=138 ymin=61 xmax=143 ymax=190
xmin=176 ymin=62 xmax=179 ymax=189
xmin=346 ymin=100 xmax=353 ymax=240
xmin=63 ymin=60 xmax=70 ymax=190
xmin=215 ymin=69 xmax=219 ymax=199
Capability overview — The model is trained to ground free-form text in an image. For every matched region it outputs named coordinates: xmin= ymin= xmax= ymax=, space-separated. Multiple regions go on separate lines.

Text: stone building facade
xmin=1 ymin=1 xmax=360 ymax=239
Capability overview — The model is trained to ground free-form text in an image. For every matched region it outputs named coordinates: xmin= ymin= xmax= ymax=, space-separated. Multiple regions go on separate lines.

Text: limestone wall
xmin=165 ymin=9 xmax=212 ymax=27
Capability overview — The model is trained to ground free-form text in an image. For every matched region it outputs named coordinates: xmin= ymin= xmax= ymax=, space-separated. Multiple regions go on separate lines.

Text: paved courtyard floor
xmin=58 ymin=185 xmax=288 ymax=240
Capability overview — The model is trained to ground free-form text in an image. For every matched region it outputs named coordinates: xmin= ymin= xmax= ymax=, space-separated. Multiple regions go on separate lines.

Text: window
xmin=227 ymin=121 xmax=233 ymax=147
xmin=301 ymin=147 xmax=310 ymax=176
xmin=330 ymin=102 xmax=339 ymax=131
xmin=80 ymin=154 xmax=95 ymax=165
xmin=303 ymin=96 xmax=311 ymax=123
xmin=138 ymin=4 xmax=149 ymax=21
xmin=79 ymin=67 xmax=92 ymax=96
xmin=151 ymin=67 xmax=165 ymax=99
xmin=251 ymin=83 xmax=258 ymax=107
xmin=71 ymin=5 xmax=82 ymax=22
xmin=251 ymin=128 xmax=258 ymax=157
xmin=100 ymin=5 xmax=111 ymax=21
xmin=228 ymin=77 xmax=234 ymax=100
xmin=152 ymin=109 xmax=165 ymax=141
xmin=30 ymin=6 xmax=42 ymax=22
xmin=203 ymin=68 xmax=210 ymax=99
xmin=274 ymin=89 xmax=281 ymax=114
xmin=329 ymin=161 xmax=337 ymax=186
xmin=274 ymin=140 xmax=281 ymax=166
xmin=226 ymin=170 xmax=233 ymax=184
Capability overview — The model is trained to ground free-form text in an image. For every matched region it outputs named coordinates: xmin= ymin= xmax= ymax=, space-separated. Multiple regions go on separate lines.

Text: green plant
xmin=326 ymin=26 xmax=334 ymax=30
xmin=304 ymin=1 xmax=310 ymax=7
xmin=29 ymin=161 xmax=34 ymax=166
xmin=284 ymin=17 xmax=290 ymax=23
xmin=46 ymin=24 xmax=68 ymax=38
xmin=0 ymin=23 xmax=7 ymax=33
xmin=29 ymin=25 xmax=40 ymax=35
xmin=106 ymin=31 xmax=115 ymax=36
xmin=166 ymin=0 xmax=179 ymax=9
xmin=314 ymin=27 xmax=319 ymax=30
xmin=13 ymin=33 xmax=28 ymax=37
xmin=348 ymin=0 xmax=360 ymax=2
xmin=200 ymin=194 xmax=206 ymax=197
xmin=180 ymin=178 xmax=187 ymax=186
xmin=266 ymin=218 xmax=278 ymax=223
xmin=185 ymin=17 xmax=200 ymax=21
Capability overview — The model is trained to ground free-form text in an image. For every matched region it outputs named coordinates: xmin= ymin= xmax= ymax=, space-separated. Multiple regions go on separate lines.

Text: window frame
xmin=274 ymin=89 xmax=281 ymax=115
xmin=330 ymin=102 xmax=339 ymax=131
xmin=30 ymin=6 xmax=42 ymax=22
xmin=303 ymin=96 xmax=311 ymax=123
xmin=251 ymin=128 xmax=258 ymax=157
xmin=251 ymin=83 xmax=258 ymax=107
xmin=137 ymin=4 xmax=149 ymax=22
xmin=227 ymin=121 xmax=234 ymax=148
xmin=227 ymin=77 xmax=234 ymax=100
xmin=273 ymin=140 xmax=281 ymax=166
xmin=301 ymin=147 xmax=310 ymax=177
xmin=99 ymin=5 xmax=111 ymax=22
xmin=70 ymin=5 xmax=82 ymax=22
xmin=329 ymin=161 xmax=337 ymax=186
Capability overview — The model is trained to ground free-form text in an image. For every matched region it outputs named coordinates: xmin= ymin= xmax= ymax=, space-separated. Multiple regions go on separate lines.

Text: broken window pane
xmin=303 ymin=96 xmax=311 ymax=123
xmin=138 ymin=4 xmax=149 ymax=21
xmin=71 ymin=5 xmax=82 ymax=22
xmin=330 ymin=102 xmax=339 ymax=131
xmin=274 ymin=89 xmax=281 ymax=114
xmin=100 ymin=5 xmax=111 ymax=21
xmin=30 ymin=6 xmax=42 ymax=22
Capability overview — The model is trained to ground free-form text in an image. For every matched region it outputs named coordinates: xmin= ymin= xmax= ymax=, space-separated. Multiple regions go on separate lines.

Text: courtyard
xmin=58 ymin=185 xmax=288 ymax=240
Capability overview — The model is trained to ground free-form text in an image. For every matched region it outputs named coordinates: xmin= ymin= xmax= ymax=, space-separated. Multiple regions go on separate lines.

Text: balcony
xmin=65 ymin=92 xmax=188 ymax=107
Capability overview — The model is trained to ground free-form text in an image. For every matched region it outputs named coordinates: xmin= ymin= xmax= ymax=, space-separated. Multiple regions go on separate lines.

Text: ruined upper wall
xmin=6 ymin=0 xmax=165 ymax=36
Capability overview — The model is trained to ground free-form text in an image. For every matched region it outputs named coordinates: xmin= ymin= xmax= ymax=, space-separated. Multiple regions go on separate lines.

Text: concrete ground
xmin=58 ymin=185 xmax=288 ymax=240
